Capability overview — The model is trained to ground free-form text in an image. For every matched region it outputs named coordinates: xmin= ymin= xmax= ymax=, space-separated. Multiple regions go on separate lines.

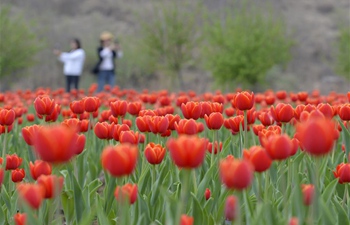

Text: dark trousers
xmin=66 ymin=75 xmax=80 ymax=92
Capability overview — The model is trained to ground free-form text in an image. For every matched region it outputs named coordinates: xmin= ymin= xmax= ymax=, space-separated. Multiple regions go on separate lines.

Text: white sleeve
xmin=59 ymin=50 xmax=84 ymax=62
xmin=100 ymin=48 xmax=112 ymax=58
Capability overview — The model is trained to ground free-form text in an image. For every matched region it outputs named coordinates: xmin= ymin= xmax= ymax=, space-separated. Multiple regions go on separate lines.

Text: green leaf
xmin=339 ymin=120 xmax=350 ymax=156
xmin=197 ymin=163 xmax=215 ymax=202
xmin=333 ymin=198 xmax=350 ymax=225
xmin=151 ymin=167 xmax=169 ymax=206
xmin=191 ymin=192 xmax=204 ymax=225
xmin=96 ymin=196 xmax=111 ymax=225
xmin=322 ymin=179 xmax=338 ymax=204
xmin=1 ymin=187 xmax=11 ymax=212
xmin=61 ymin=191 xmax=74 ymax=224
xmin=72 ymin=174 xmax=85 ymax=223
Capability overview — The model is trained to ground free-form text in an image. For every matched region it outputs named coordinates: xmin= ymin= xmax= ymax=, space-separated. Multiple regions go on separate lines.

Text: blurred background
xmin=0 ymin=0 xmax=349 ymax=93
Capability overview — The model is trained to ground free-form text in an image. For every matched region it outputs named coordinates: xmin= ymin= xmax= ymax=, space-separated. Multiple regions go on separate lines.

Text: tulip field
xmin=0 ymin=85 xmax=350 ymax=225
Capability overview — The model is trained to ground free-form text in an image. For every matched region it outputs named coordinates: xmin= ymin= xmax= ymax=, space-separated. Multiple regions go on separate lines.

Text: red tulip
xmin=112 ymin=124 xmax=130 ymax=141
xmin=29 ymin=160 xmax=52 ymax=180
xmin=11 ymin=168 xmax=25 ymax=182
xmin=167 ymin=135 xmax=207 ymax=169
xmin=0 ymin=168 xmax=4 ymax=186
xmin=333 ymin=163 xmax=350 ymax=184
xmin=17 ymin=183 xmax=45 ymax=209
xmin=252 ymin=124 xmax=265 ymax=136
xmin=317 ymin=103 xmax=335 ymax=119
xmin=301 ymin=184 xmax=314 ymax=206
xmin=225 ymin=107 xmax=235 ymax=117
xmin=26 ymin=114 xmax=35 ymax=122
xmin=296 ymin=118 xmax=336 ymax=156
xmin=220 ymin=155 xmax=253 ymax=190
xmin=5 ymin=154 xmax=22 ymax=170
xmin=119 ymin=130 xmax=142 ymax=145
xmin=180 ymin=215 xmax=194 ymax=225
xmin=297 ymin=92 xmax=308 ymax=101
xmin=114 ymin=183 xmax=138 ymax=204
xmin=147 ymin=116 xmax=169 ymax=134
xmin=165 ymin=114 xmax=181 ymax=130
xmin=33 ymin=125 xmax=78 ymax=163
xmin=232 ymin=92 xmax=254 ymax=110
xmin=0 ymin=108 xmax=15 ymax=126
xmin=37 ymin=175 xmax=64 ymax=199
xmin=224 ymin=116 xmax=245 ymax=133
xmin=264 ymin=95 xmax=275 ymax=105
xmin=101 ymin=144 xmax=138 ymax=177
xmin=205 ymin=188 xmax=211 ymax=200
xmin=61 ymin=118 xmax=81 ymax=132
xmin=270 ymin=103 xmax=294 ymax=123
xmin=289 ymin=217 xmax=299 ymax=225
xmin=225 ymin=195 xmax=238 ymax=221
xmin=338 ymin=104 xmax=350 ymax=121
xmin=94 ymin=122 xmax=115 ymax=140
xmin=14 ymin=213 xmax=27 ymax=225
xmin=181 ymin=102 xmax=202 ymax=120
xmin=83 ymin=96 xmax=100 ymax=112
xmin=34 ymin=95 xmax=55 ymax=116
xmin=127 ymin=102 xmax=142 ymax=116
xmin=200 ymin=102 xmax=213 ymax=118
xmin=144 ymin=142 xmax=166 ymax=165
xmin=243 ymin=146 xmax=272 ymax=172
xmin=207 ymin=141 xmax=222 ymax=154
xmin=264 ymin=134 xmax=293 ymax=160
xmin=276 ymin=90 xmax=287 ymax=100
xmin=136 ymin=116 xmax=150 ymax=132
xmin=110 ymin=100 xmax=128 ymax=117
xmin=204 ymin=112 xmax=224 ymax=130
xmin=70 ymin=100 xmax=85 ymax=114
xmin=175 ymin=119 xmax=203 ymax=135
xmin=258 ymin=111 xmax=274 ymax=126
xmin=72 ymin=133 xmax=86 ymax=155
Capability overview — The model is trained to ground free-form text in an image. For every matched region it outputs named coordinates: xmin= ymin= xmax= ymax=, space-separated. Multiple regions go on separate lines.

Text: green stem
xmin=210 ymin=131 xmax=215 ymax=167
xmin=175 ymin=169 xmax=191 ymax=225
xmin=243 ymin=110 xmax=248 ymax=151
xmin=264 ymin=169 xmax=270 ymax=202
xmin=243 ymin=189 xmax=252 ymax=225
xmin=192 ymin=170 xmax=197 ymax=195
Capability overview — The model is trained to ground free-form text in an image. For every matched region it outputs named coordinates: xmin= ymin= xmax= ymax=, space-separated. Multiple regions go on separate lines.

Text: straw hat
xmin=100 ymin=31 xmax=114 ymax=41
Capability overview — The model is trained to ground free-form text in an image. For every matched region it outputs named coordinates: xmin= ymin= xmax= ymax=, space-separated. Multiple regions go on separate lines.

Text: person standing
xmin=94 ymin=32 xmax=123 ymax=92
xmin=54 ymin=39 xmax=85 ymax=92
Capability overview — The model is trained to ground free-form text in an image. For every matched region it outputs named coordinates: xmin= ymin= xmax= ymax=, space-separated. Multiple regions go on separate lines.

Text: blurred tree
xmin=203 ymin=2 xmax=293 ymax=89
xmin=335 ymin=25 xmax=350 ymax=80
xmin=0 ymin=7 xmax=43 ymax=79
xmin=140 ymin=2 xmax=202 ymax=90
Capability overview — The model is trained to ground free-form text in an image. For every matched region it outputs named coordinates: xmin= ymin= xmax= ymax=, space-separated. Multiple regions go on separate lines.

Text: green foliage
xmin=203 ymin=3 xmax=293 ymax=88
xmin=140 ymin=2 xmax=201 ymax=88
xmin=335 ymin=25 xmax=350 ymax=79
xmin=0 ymin=7 xmax=43 ymax=78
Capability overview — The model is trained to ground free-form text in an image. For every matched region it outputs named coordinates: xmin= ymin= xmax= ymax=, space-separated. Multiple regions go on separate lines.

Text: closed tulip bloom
xmin=37 ymin=175 xmax=64 ymax=199
xmin=200 ymin=102 xmax=213 ymax=118
xmin=147 ymin=116 xmax=169 ymax=134
xmin=127 ymin=102 xmax=142 ymax=116
xmin=317 ymin=103 xmax=335 ymax=119
xmin=265 ymin=134 xmax=293 ymax=160
xmin=112 ymin=124 xmax=130 ymax=141
xmin=0 ymin=169 xmax=4 ymax=186
xmin=301 ymin=184 xmax=314 ymax=206
xmin=165 ymin=114 xmax=181 ymax=130
xmin=14 ymin=213 xmax=27 ymax=225
xmin=338 ymin=104 xmax=350 ymax=121
xmin=225 ymin=107 xmax=235 ymax=117
xmin=80 ymin=119 xmax=90 ymax=132
xmin=34 ymin=95 xmax=55 ymax=116
xmin=11 ymin=168 xmax=25 ymax=183
xmin=243 ymin=146 xmax=272 ymax=172
xmin=232 ymin=91 xmax=254 ymax=110
xmin=101 ymin=144 xmax=138 ymax=177
xmin=33 ymin=125 xmax=78 ymax=163
xmin=175 ymin=119 xmax=203 ymax=135
xmin=204 ymin=112 xmax=224 ymax=130
xmin=17 ymin=183 xmax=45 ymax=209
xmin=181 ymin=102 xmax=202 ymax=120
xmin=119 ymin=130 xmax=142 ymax=145
xmin=61 ymin=118 xmax=81 ymax=132
xmin=289 ymin=217 xmax=299 ymax=225
xmin=72 ymin=133 xmax=86 ymax=155
xmin=94 ymin=122 xmax=115 ymax=140
xmin=83 ymin=96 xmax=100 ymax=112
xmin=264 ymin=95 xmax=275 ymax=105
xmin=144 ymin=142 xmax=166 ymax=165
xmin=224 ymin=116 xmax=244 ymax=133
xmin=276 ymin=90 xmax=287 ymax=100
xmin=26 ymin=113 xmax=35 ymax=122
xmin=180 ymin=215 xmax=194 ymax=225
xmin=225 ymin=195 xmax=238 ymax=221
xmin=296 ymin=118 xmax=335 ymax=156
xmin=252 ymin=124 xmax=265 ymax=136
xmin=29 ymin=160 xmax=52 ymax=180
xmin=220 ymin=155 xmax=254 ymax=190
xmin=205 ymin=188 xmax=211 ymax=200
xmin=69 ymin=100 xmax=85 ymax=114
xmin=333 ymin=163 xmax=350 ymax=184
xmin=114 ymin=183 xmax=138 ymax=204
xmin=297 ymin=92 xmax=308 ymax=101
xmin=207 ymin=141 xmax=222 ymax=154
xmin=0 ymin=108 xmax=16 ymax=126
xmin=258 ymin=112 xmax=274 ymax=126
xmin=136 ymin=116 xmax=150 ymax=132
xmin=166 ymin=135 xmax=207 ymax=169
xmin=5 ymin=154 xmax=23 ymax=170
xmin=270 ymin=103 xmax=294 ymax=123
xmin=110 ymin=100 xmax=128 ymax=117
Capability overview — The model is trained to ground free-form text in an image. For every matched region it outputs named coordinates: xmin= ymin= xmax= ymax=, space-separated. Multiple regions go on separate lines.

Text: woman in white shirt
xmin=95 ymin=32 xmax=123 ymax=92
xmin=54 ymin=39 xmax=85 ymax=92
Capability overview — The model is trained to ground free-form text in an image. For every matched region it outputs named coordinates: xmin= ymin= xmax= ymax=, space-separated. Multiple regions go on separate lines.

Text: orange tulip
xmin=220 ymin=155 xmax=254 ymax=190
xmin=33 ymin=125 xmax=78 ymax=163
xmin=37 ymin=175 xmax=64 ymax=199
xmin=296 ymin=118 xmax=336 ymax=156
xmin=0 ymin=108 xmax=16 ymax=126
xmin=17 ymin=183 xmax=45 ymax=209
xmin=144 ymin=142 xmax=166 ymax=165
xmin=114 ymin=183 xmax=138 ymax=204
xmin=29 ymin=160 xmax=52 ymax=180
xmin=166 ymin=135 xmax=207 ymax=169
xmin=231 ymin=91 xmax=254 ymax=110
xmin=101 ymin=144 xmax=138 ymax=177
